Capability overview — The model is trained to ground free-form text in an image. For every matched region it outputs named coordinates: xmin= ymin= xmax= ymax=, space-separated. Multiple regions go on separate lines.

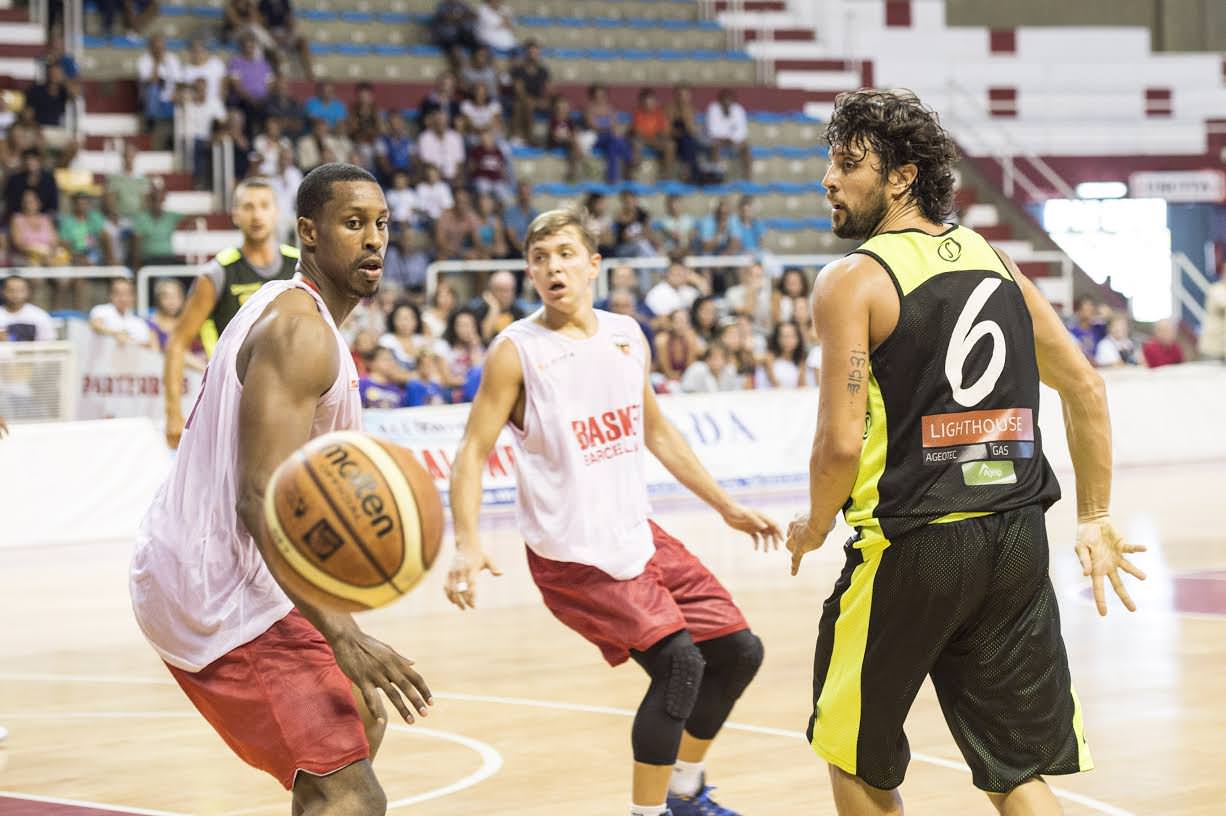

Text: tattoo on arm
xmin=846 ymin=346 xmax=868 ymax=395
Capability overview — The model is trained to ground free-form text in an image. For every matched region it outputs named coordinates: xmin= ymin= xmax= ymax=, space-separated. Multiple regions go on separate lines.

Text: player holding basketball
xmin=785 ymin=90 xmax=1146 ymax=816
xmin=447 ymin=209 xmax=782 ymax=816
xmin=131 ymin=164 xmax=430 ymax=815
xmin=164 ymin=177 xmax=297 ymax=448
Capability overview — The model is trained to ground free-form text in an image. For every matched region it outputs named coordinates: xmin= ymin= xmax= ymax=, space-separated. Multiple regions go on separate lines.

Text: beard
xmin=832 ymin=184 xmax=889 ymax=240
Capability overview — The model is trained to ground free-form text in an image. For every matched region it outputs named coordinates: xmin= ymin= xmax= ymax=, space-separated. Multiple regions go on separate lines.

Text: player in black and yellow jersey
xmin=163 ymin=178 xmax=297 ymax=447
xmin=785 ymin=90 xmax=1146 ymax=815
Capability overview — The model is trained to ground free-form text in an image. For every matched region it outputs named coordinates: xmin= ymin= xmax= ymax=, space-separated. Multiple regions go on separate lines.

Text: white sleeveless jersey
xmin=130 ymin=276 xmax=362 ymax=672
xmin=500 ymin=310 xmax=654 ymax=579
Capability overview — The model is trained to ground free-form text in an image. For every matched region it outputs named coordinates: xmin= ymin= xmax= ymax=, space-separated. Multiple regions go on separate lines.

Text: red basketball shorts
xmin=527 ymin=519 xmax=749 ymax=666
xmin=166 ymin=609 xmax=370 ymax=789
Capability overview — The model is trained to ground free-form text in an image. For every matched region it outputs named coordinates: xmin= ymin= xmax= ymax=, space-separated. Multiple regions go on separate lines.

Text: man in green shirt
xmin=58 ymin=193 xmax=110 ymax=265
xmin=130 ymin=187 xmax=183 ymax=265
xmin=105 ymin=142 xmax=151 ymax=219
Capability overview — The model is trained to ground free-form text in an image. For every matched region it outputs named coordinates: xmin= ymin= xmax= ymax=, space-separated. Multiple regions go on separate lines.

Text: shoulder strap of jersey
xmin=215 ymin=247 xmax=242 ymax=266
xmin=279 ymin=244 xmax=300 ymax=259
xmin=854 ymin=226 xmax=1011 ymax=297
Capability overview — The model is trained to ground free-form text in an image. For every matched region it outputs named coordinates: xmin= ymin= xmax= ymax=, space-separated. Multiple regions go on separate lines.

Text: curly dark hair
xmin=825 ymin=90 xmax=959 ymax=223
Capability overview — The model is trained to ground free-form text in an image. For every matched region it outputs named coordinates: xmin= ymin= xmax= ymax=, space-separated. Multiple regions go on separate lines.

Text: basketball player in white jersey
xmin=447 ymin=209 xmax=782 ymax=816
xmin=130 ymin=164 xmax=431 ymax=815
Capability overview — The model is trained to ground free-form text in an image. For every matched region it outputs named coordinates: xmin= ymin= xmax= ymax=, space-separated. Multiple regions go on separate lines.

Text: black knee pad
xmin=662 ymin=638 xmax=706 ymax=720
xmin=701 ymin=629 xmax=764 ymax=700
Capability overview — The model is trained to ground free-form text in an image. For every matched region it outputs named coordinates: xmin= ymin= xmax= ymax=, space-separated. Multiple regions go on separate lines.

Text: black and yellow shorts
xmin=806 ymin=505 xmax=1093 ymax=793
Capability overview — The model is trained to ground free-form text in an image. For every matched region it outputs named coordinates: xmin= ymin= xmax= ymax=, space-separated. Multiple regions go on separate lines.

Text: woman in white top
xmin=422 ymin=279 xmax=458 ymax=339
xmin=1094 ymin=313 xmax=1139 ymax=367
xmin=459 ymin=82 xmax=503 ymax=138
xmin=755 ymin=319 xmax=807 ymax=388
xmin=378 ymin=301 xmax=430 ymax=382
xmin=771 ymin=267 xmax=810 ymax=327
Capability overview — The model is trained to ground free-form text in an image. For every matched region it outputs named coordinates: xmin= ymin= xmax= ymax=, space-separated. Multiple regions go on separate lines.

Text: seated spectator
xmin=706 ymin=89 xmax=751 ymax=180
xmin=1199 ymin=263 xmax=1226 ymax=361
xmin=630 ymin=88 xmax=675 ymax=180
xmin=600 ymin=265 xmax=650 ymax=315
xmin=145 ymin=279 xmax=204 ymax=371
xmin=696 ymin=199 xmax=743 ymax=257
xmin=417 ymin=109 xmax=466 ymax=182
xmin=179 ymin=78 xmax=227 ymax=190
xmin=182 ymin=39 xmax=228 ymax=110
xmin=253 ymin=116 xmax=292 ymax=176
xmin=376 ymin=113 xmax=415 ymax=185
xmin=1094 ymin=313 xmax=1140 ymax=367
xmin=430 ymin=0 xmax=478 ymax=52
xmin=379 ymin=301 xmax=430 ymax=381
xmin=772 ymin=267 xmax=809 ymax=325
xmin=222 ymin=109 xmax=254 ymax=179
xmin=303 ymin=82 xmax=348 ymax=131
xmin=343 ymin=284 xmax=400 ymax=346
xmin=724 ymin=262 xmax=771 ymax=334
xmin=89 ymin=278 xmax=155 ymax=347
xmin=296 ymin=118 xmax=345 ymax=172
xmin=605 ymin=286 xmax=655 ymax=351
xmin=269 ymin=146 xmax=303 ymax=241
xmin=104 ymin=142 xmax=146 ymax=220
xmin=348 ymin=328 xmax=377 ymax=375
xmin=415 ymin=163 xmax=455 ymax=222
xmin=227 ymin=32 xmax=274 ymax=131
xmin=583 ymin=191 xmax=615 ymax=256
xmin=584 ymin=85 xmax=632 ymax=184
xmin=418 ymin=72 xmax=463 ymax=128
xmin=138 ymin=34 xmax=180 ymax=149
xmin=654 ymin=308 xmax=702 ymax=386
xmin=386 ymin=171 xmax=418 ymax=233
xmin=129 ymin=187 xmax=183 ymax=266
xmin=6 ymin=106 xmax=45 ymax=161
xmin=0 ymin=275 xmax=54 ymax=341
xmin=460 ymin=82 xmax=503 ymax=140
xmin=501 ymin=180 xmax=538 ymax=254
xmin=510 ymin=40 xmax=550 ymax=145
xmin=42 ymin=30 xmax=79 ymax=80
xmin=681 ymin=341 xmax=740 ymax=393
xmin=755 ymin=319 xmax=807 ymax=388
xmin=475 ymin=0 xmax=516 ymax=52
xmin=1067 ymin=295 xmax=1106 ymax=360
xmin=24 ymin=62 xmax=74 ymax=128
xmin=461 ymin=46 xmax=501 ymax=103
xmin=718 ymin=317 xmax=755 ymax=385
xmin=441 ymin=307 xmax=486 ymax=393
xmin=347 ymin=82 xmax=383 ymax=139
xmin=645 ymin=260 xmax=702 ymax=319
xmin=257 ymin=0 xmax=315 ymax=80
xmin=471 ymin=269 xmax=526 ymax=341
xmin=545 ymin=94 xmax=582 ymax=182
xmin=263 ymin=74 xmax=303 ymax=135
xmin=732 ymin=194 xmax=766 ymax=254
xmin=58 ymin=193 xmax=109 ymax=266
xmin=690 ymin=295 xmax=719 ymax=349
xmin=383 ymin=227 xmax=429 ymax=292
xmin=435 ymin=189 xmax=483 ymax=260
xmin=473 ymin=192 xmax=509 ymax=259
xmin=10 ymin=190 xmax=66 ymax=266
xmin=422 ymin=280 xmax=458 ymax=338
xmin=469 ymin=129 xmax=513 ymax=205
xmin=405 ymin=351 xmax=451 ymax=406
xmin=669 ymin=84 xmax=702 ymax=183
xmin=1142 ymin=319 xmax=1184 ymax=368
xmin=611 ymin=189 xmax=656 ymax=257
xmin=1 ymin=151 xmax=53 ymax=222
xmin=99 ymin=192 xmax=127 ymax=266
xmin=653 ymin=194 xmax=694 ymax=256
xmin=359 ymin=346 xmax=408 ymax=409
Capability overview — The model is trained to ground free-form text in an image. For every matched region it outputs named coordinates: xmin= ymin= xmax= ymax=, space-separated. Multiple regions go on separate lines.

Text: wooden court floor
xmin=1 ymin=461 xmax=1224 ymax=815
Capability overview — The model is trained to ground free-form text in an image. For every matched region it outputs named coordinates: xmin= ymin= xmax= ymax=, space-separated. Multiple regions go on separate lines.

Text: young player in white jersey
xmin=447 ymin=209 xmax=783 ymax=816
xmin=130 ymin=164 xmax=432 ymax=815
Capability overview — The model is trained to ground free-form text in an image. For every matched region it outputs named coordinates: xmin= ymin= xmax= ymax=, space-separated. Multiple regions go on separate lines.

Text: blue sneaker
xmin=667 ymin=776 xmax=740 ymax=816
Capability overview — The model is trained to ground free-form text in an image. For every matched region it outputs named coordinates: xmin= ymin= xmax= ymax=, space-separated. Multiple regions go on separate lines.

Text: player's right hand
xmin=165 ymin=412 xmax=184 ymax=448
xmin=444 ymin=545 xmax=502 ymax=610
xmin=1075 ymin=517 xmax=1147 ymax=616
xmin=331 ymin=630 xmax=433 ymax=726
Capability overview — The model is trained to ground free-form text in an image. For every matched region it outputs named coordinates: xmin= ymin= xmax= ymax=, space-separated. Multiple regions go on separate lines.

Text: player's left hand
xmin=786 ymin=513 xmax=834 ymax=575
xmin=721 ymin=504 xmax=782 ymax=551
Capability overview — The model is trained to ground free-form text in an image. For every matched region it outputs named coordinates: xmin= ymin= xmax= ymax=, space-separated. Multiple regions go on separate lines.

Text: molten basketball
xmin=263 ymin=430 xmax=444 ymax=612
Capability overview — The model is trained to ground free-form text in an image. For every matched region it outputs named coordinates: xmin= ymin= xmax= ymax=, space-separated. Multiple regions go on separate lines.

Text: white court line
xmin=0 ymin=790 xmax=186 ymax=815
xmin=0 ymin=710 xmax=501 ymax=816
xmin=0 ymin=675 xmax=1136 ymax=816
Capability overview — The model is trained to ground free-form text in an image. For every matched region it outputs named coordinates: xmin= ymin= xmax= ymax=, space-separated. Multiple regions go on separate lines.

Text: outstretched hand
xmin=721 ymin=503 xmax=783 ymax=551
xmin=330 ymin=630 xmax=432 ymax=726
xmin=1075 ymin=517 xmax=1146 ymax=616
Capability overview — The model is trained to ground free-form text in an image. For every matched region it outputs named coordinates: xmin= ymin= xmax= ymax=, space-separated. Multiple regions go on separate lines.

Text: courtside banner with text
xmin=364 ymin=389 xmax=820 ymax=506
